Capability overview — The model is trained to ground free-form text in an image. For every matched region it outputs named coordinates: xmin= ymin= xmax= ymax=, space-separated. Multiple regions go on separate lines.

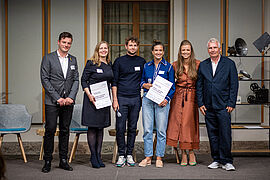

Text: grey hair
xmin=207 ymin=38 xmax=220 ymax=48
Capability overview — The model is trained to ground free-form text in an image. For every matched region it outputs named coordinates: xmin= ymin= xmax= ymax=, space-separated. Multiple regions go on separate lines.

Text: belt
xmin=177 ymin=86 xmax=195 ymax=107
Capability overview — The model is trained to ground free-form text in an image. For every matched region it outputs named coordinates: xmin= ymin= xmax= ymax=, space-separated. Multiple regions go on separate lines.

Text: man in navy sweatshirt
xmin=112 ymin=36 xmax=146 ymax=167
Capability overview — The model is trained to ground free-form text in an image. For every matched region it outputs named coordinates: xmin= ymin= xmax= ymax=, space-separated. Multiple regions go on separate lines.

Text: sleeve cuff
xmin=111 ymin=82 xmax=117 ymax=87
xmin=82 ymin=85 xmax=88 ymax=89
xmin=197 ymin=100 xmax=204 ymax=107
xmin=165 ymin=96 xmax=171 ymax=102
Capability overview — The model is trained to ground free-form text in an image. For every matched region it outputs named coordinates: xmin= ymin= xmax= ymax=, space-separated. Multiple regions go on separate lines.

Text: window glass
xmin=103 ymin=1 xmax=169 ymax=62
xmin=139 ymin=2 xmax=168 ymax=23
xmin=104 ymin=2 xmax=133 ymax=23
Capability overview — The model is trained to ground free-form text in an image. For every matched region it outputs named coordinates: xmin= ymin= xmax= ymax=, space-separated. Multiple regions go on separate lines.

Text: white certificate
xmin=90 ymin=81 xmax=111 ymax=109
xmin=146 ymin=75 xmax=173 ymax=104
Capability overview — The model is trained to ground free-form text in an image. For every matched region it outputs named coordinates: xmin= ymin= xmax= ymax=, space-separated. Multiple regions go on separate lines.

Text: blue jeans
xmin=142 ymin=94 xmax=170 ymax=157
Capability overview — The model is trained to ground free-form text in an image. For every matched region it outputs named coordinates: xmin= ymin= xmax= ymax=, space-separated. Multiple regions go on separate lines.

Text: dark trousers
xmin=43 ymin=104 xmax=74 ymax=161
xmin=205 ymin=108 xmax=233 ymax=164
xmin=116 ymin=96 xmax=141 ymax=156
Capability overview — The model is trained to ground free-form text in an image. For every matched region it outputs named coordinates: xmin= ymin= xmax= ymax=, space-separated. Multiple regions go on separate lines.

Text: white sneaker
xmin=208 ymin=162 xmax=220 ymax=169
xmin=126 ymin=155 xmax=135 ymax=166
xmin=116 ymin=156 xmax=126 ymax=167
xmin=221 ymin=163 xmax=236 ymax=171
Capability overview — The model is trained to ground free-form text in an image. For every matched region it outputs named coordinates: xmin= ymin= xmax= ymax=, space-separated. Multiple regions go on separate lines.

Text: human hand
xmin=65 ymin=97 xmax=74 ymax=105
xmin=226 ymin=106 xmax=234 ymax=113
xmin=143 ymin=83 xmax=153 ymax=90
xmin=57 ymin=98 xmax=66 ymax=106
xmin=159 ymin=99 xmax=168 ymax=107
xmin=199 ymin=105 xmax=207 ymax=115
xmin=113 ymin=99 xmax=119 ymax=111
xmin=88 ymin=94 xmax=96 ymax=106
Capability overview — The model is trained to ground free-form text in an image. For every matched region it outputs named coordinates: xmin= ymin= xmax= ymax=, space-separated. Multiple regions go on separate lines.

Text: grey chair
xmin=69 ymin=104 xmax=88 ymax=163
xmin=0 ymin=104 xmax=32 ymax=163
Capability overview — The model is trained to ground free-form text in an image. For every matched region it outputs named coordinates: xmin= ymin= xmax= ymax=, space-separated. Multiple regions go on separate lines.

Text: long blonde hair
xmin=176 ymin=40 xmax=197 ymax=80
xmin=89 ymin=41 xmax=111 ymax=66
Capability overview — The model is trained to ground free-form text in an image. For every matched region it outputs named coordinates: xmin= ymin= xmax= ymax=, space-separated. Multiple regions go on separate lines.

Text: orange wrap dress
xmin=166 ymin=60 xmax=200 ymax=149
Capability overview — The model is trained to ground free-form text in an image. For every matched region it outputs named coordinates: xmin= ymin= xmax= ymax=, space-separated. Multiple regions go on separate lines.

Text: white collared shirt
xmin=57 ymin=50 xmax=68 ymax=79
xmin=211 ymin=55 xmax=220 ymax=76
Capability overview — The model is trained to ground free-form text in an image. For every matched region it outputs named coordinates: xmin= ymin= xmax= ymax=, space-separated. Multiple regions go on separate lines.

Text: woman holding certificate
xmin=139 ymin=40 xmax=175 ymax=168
xmin=81 ymin=41 xmax=113 ymax=168
xmin=166 ymin=40 xmax=200 ymax=166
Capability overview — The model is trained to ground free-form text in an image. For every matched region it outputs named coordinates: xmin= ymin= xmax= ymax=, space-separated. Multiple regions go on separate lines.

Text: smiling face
xmin=58 ymin=37 xmax=72 ymax=54
xmin=152 ymin=45 xmax=164 ymax=61
xmin=208 ymin=41 xmax=221 ymax=59
xmin=98 ymin=43 xmax=108 ymax=58
xmin=181 ymin=44 xmax=191 ymax=60
xmin=125 ymin=40 xmax=138 ymax=56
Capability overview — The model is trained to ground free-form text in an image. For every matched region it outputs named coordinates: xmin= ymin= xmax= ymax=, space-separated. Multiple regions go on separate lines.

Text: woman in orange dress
xmin=166 ymin=40 xmax=200 ymax=166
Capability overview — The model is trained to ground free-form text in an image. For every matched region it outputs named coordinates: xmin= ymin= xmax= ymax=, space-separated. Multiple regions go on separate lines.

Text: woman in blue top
xmin=139 ymin=40 xmax=175 ymax=168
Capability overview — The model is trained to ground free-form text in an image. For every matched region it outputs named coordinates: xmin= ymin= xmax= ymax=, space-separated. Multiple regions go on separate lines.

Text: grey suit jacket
xmin=40 ymin=51 xmax=79 ymax=106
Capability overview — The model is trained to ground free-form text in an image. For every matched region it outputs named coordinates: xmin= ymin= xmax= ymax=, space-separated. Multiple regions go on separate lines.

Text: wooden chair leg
xmin=69 ymin=133 xmax=80 ymax=163
xmin=17 ymin=134 xmax=27 ymax=163
xmin=0 ymin=134 xmax=4 ymax=149
xmin=39 ymin=137 xmax=44 ymax=160
xmin=174 ymin=147 xmax=180 ymax=164
xmin=153 ymin=133 xmax=157 ymax=157
xmin=132 ymin=147 xmax=137 ymax=162
xmin=112 ymin=139 xmax=118 ymax=164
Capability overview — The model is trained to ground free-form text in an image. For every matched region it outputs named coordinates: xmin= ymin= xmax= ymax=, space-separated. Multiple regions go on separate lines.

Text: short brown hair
xmin=125 ymin=36 xmax=140 ymax=46
xmin=58 ymin=32 xmax=73 ymax=41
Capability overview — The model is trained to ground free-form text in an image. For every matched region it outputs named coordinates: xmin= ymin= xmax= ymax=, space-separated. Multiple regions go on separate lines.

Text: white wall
xmin=87 ymin=0 xmax=99 ymax=58
xmin=171 ymin=0 xmax=185 ymax=62
xmin=186 ymin=0 xmax=223 ymax=123
xmin=8 ymin=0 xmax=42 ymax=123
xmin=187 ymin=0 xmax=220 ymax=61
xmin=50 ymin=0 xmax=85 ymax=107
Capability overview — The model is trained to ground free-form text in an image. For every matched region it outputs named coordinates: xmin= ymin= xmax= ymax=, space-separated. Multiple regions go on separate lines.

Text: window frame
xmin=102 ymin=0 xmax=170 ymax=61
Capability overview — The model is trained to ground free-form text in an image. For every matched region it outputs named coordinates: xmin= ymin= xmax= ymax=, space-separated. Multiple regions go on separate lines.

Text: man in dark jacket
xmin=196 ymin=38 xmax=238 ymax=171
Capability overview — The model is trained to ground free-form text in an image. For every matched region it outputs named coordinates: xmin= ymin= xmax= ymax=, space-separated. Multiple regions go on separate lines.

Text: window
xmin=102 ymin=0 xmax=170 ymax=62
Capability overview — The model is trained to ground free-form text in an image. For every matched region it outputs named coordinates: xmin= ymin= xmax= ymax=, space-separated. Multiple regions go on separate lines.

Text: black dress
xmin=81 ymin=60 xmax=113 ymax=128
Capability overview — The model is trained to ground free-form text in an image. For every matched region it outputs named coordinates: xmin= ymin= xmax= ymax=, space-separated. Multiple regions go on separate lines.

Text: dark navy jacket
xmin=141 ymin=58 xmax=175 ymax=102
xmin=196 ymin=56 xmax=239 ymax=110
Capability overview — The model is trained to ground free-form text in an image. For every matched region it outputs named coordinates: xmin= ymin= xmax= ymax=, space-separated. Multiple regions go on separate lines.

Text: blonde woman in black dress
xmin=81 ymin=41 xmax=113 ymax=168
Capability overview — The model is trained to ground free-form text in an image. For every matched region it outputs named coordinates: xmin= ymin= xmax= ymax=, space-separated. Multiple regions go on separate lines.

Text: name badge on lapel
xmin=97 ymin=69 xmax=103 ymax=73
xmin=70 ymin=65 xmax=75 ymax=70
xmin=158 ymin=71 xmax=165 ymax=74
xmin=134 ymin=67 xmax=140 ymax=71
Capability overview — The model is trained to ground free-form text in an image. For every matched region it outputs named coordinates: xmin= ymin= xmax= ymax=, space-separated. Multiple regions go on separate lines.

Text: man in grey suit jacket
xmin=40 ymin=32 xmax=79 ymax=173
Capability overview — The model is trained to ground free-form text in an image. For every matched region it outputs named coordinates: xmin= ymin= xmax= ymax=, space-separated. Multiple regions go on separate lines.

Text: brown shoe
xmin=139 ymin=158 xmax=151 ymax=167
xmin=156 ymin=159 xmax=163 ymax=168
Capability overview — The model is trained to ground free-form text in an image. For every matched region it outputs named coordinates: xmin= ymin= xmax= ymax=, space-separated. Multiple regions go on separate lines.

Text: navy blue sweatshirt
xmin=112 ymin=55 xmax=146 ymax=97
